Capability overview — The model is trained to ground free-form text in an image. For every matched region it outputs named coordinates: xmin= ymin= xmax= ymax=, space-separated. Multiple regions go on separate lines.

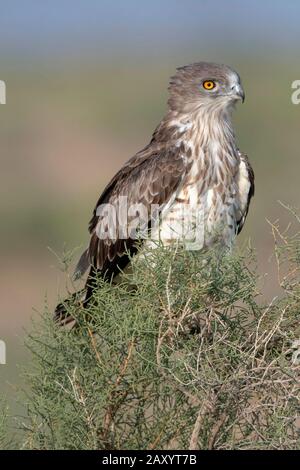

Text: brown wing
xmin=75 ymin=144 xmax=190 ymax=280
xmin=236 ymin=152 xmax=255 ymax=235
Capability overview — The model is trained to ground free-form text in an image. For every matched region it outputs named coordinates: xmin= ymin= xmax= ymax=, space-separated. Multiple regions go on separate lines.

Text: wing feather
xmin=236 ymin=151 xmax=255 ymax=235
xmin=76 ymin=145 xmax=189 ymax=279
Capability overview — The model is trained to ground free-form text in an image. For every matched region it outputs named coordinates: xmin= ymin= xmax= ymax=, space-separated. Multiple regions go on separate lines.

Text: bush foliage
xmin=0 ymin=400 xmax=12 ymax=450
xmin=20 ymin=220 xmax=300 ymax=449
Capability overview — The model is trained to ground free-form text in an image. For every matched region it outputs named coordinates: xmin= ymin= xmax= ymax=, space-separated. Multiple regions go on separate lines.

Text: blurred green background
xmin=1 ymin=0 xmax=300 ymax=431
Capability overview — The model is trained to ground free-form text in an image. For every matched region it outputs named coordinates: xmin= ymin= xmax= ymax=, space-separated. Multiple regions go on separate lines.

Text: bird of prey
xmin=55 ymin=62 xmax=254 ymax=323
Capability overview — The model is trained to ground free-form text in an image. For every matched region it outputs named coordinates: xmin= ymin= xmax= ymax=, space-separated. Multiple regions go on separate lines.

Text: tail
xmin=54 ymin=289 xmax=87 ymax=327
xmin=54 ymin=267 xmax=103 ymax=326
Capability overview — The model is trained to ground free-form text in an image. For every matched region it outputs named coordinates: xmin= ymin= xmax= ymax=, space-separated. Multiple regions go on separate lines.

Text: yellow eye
xmin=203 ymin=80 xmax=216 ymax=90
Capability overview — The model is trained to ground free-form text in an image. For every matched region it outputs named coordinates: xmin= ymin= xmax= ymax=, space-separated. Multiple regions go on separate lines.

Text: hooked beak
xmin=231 ymin=83 xmax=245 ymax=103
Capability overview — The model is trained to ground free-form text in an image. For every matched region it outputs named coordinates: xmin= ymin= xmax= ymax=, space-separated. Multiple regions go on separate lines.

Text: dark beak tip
xmin=239 ymin=90 xmax=245 ymax=103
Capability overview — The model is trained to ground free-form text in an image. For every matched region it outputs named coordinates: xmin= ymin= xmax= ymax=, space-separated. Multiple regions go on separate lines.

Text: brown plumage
xmin=55 ymin=61 xmax=254 ymax=324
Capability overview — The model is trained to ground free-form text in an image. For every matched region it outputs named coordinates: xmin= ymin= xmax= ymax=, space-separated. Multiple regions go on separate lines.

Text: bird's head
xmin=168 ymin=62 xmax=245 ymax=114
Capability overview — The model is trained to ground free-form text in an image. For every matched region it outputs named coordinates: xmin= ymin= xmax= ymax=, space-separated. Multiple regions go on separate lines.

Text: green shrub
xmin=0 ymin=400 xmax=12 ymax=450
xmin=21 ymin=235 xmax=300 ymax=450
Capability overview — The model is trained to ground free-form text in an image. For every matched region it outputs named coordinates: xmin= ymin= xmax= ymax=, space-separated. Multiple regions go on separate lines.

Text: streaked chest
xmin=177 ymin=139 xmax=239 ymax=209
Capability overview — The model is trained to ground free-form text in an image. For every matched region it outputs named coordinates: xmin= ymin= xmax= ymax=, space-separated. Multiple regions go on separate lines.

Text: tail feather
xmin=54 ymin=289 xmax=86 ymax=327
xmin=55 ymin=266 xmax=106 ymax=326
xmin=73 ymin=248 xmax=90 ymax=280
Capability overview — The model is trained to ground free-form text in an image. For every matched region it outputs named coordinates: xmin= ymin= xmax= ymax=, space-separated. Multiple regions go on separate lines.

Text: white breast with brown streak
xmin=152 ymin=137 xmax=240 ymax=249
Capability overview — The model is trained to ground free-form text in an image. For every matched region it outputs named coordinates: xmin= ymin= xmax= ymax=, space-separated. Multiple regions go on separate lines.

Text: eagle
xmin=55 ymin=62 xmax=254 ymax=323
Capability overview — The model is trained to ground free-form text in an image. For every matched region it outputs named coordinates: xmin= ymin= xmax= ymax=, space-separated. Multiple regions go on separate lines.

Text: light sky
xmin=0 ymin=1 xmax=299 ymax=58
